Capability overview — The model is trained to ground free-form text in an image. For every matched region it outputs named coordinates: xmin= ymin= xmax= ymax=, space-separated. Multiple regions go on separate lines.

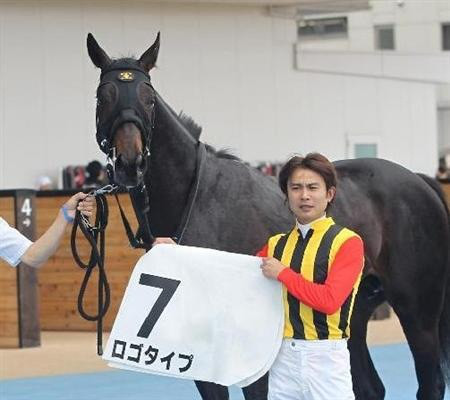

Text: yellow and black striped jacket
xmin=266 ymin=217 xmax=363 ymax=340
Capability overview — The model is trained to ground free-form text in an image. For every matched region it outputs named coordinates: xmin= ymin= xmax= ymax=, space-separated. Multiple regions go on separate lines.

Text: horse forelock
xmin=115 ymin=56 xmax=137 ymax=64
xmin=103 ymin=57 xmax=148 ymax=74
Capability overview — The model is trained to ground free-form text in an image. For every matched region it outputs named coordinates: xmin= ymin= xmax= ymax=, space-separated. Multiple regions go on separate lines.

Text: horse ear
xmin=87 ymin=33 xmax=112 ymax=70
xmin=139 ymin=32 xmax=160 ymax=72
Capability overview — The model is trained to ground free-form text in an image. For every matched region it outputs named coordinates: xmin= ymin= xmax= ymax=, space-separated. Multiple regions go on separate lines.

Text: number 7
xmin=137 ymin=273 xmax=181 ymax=338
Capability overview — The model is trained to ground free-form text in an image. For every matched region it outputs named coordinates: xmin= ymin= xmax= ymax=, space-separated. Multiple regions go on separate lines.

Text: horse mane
xmin=108 ymin=57 xmax=241 ymax=163
xmin=213 ymin=148 xmax=241 ymax=161
xmin=177 ymin=112 xmax=241 ymax=161
xmin=178 ymin=112 xmax=202 ymax=141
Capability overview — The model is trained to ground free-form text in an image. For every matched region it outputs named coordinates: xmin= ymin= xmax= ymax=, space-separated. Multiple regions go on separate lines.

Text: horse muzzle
xmin=112 ymin=151 xmax=147 ymax=188
xmin=110 ymin=109 xmax=147 ymax=140
xmin=105 ymin=112 xmax=151 ymax=188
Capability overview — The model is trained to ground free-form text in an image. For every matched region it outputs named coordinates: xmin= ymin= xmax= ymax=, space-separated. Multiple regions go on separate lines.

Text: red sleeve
xmin=277 ymin=236 xmax=364 ymax=315
xmin=256 ymin=244 xmax=268 ymax=257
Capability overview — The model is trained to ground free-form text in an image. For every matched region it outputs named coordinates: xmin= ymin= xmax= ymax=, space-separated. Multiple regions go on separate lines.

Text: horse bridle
xmin=93 ymin=62 xmax=208 ymax=251
xmin=73 ymin=62 xmax=207 ymax=355
xmin=92 ymin=62 xmax=159 ymax=249
xmin=95 ymin=61 xmax=155 ymax=182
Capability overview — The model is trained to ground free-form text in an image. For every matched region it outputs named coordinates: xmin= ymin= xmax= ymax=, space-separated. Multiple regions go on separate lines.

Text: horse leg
xmin=392 ymin=305 xmax=445 ymax=400
xmin=385 ymin=232 xmax=447 ymax=400
xmin=194 ymin=381 xmax=229 ymax=400
xmin=242 ymin=373 xmax=268 ymax=400
xmin=348 ymin=275 xmax=386 ymax=400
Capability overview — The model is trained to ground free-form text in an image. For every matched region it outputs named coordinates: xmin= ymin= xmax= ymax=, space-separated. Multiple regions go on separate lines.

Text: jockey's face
xmin=287 ymin=167 xmax=335 ymax=225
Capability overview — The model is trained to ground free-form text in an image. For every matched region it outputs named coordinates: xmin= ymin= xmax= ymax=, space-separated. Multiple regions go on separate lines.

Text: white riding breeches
xmin=268 ymin=338 xmax=355 ymax=400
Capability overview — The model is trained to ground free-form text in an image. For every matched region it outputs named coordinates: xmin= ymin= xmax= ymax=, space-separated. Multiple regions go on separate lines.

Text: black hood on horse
xmin=95 ymin=61 xmax=154 ymax=156
xmin=88 ymin=33 xmax=160 ymax=188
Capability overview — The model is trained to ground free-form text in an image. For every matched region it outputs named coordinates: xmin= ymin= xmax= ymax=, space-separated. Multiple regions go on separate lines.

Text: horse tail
xmin=440 ymin=251 xmax=450 ymax=385
xmin=417 ymin=173 xmax=450 ymax=383
xmin=416 ymin=173 xmax=450 ymax=217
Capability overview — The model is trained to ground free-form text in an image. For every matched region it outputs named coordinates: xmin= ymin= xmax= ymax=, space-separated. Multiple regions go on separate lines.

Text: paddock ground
xmin=0 ymin=313 xmax=404 ymax=379
xmin=3 ymin=314 xmax=450 ymax=400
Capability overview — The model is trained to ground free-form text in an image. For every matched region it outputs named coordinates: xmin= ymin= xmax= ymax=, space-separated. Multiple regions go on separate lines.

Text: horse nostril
xmin=136 ymin=155 xmax=143 ymax=168
xmin=116 ymin=155 xmax=122 ymax=169
xmin=116 ymin=154 xmax=130 ymax=169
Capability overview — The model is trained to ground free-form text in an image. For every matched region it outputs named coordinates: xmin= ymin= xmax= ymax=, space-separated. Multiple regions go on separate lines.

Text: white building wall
xmin=0 ymin=0 xmax=445 ymax=189
xmin=438 ymin=108 xmax=450 ymax=151
xmin=295 ymin=0 xmax=450 ymax=175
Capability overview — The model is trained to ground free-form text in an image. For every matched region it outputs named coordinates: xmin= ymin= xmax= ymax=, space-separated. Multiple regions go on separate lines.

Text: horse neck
xmin=145 ymin=93 xmax=198 ymax=237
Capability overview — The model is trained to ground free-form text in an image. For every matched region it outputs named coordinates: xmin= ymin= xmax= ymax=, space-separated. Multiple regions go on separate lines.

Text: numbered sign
xmin=15 ymin=193 xmax=34 ymax=240
xmin=13 ymin=189 xmax=39 ymax=347
xmin=103 ymin=244 xmax=284 ymax=387
xmin=21 ymin=198 xmax=32 ymax=217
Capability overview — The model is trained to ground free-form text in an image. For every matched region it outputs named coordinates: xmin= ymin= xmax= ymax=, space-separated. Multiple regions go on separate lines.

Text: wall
xmin=296 ymin=0 xmax=450 ymax=53
xmin=0 ymin=196 xmax=19 ymax=347
xmin=0 ymin=0 xmax=444 ymax=189
xmin=36 ymin=193 xmax=145 ymax=331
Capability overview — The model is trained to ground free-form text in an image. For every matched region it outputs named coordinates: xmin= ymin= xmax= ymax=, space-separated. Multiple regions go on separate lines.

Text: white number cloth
xmin=103 ymin=244 xmax=284 ymax=387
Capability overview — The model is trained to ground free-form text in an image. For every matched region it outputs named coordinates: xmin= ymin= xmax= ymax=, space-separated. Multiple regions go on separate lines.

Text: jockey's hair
xmin=278 ymin=152 xmax=337 ymax=198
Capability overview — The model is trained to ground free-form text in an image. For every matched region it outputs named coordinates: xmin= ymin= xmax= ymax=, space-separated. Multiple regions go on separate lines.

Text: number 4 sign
xmin=103 ymin=244 xmax=284 ymax=387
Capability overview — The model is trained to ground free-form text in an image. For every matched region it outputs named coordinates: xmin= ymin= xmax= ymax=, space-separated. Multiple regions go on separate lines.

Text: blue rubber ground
xmin=1 ymin=343 xmax=449 ymax=400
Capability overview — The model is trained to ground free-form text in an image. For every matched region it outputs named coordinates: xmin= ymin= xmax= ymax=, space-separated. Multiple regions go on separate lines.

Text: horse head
xmin=87 ymin=33 xmax=160 ymax=188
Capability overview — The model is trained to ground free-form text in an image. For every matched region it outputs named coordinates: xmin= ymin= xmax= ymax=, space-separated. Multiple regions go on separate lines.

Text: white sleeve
xmin=0 ymin=217 xmax=33 ymax=267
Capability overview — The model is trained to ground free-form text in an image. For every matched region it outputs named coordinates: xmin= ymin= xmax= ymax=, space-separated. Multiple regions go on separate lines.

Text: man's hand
xmin=260 ymin=257 xmax=286 ymax=280
xmin=64 ymin=192 xmax=95 ymax=219
xmin=153 ymin=237 xmax=177 ymax=246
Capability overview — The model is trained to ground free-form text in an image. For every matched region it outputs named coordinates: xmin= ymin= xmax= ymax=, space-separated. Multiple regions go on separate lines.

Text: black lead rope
xmin=113 ymin=185 xmax=154 ymax=251
xmin=71 ymin=192 xmax=111 ymax=356
xmin=69 ymin=143 xmax=206 ymax=356
xmin=111 ymin=143 xmax=206 ymax=249
xmin=174 ymin=142 xmax=206 ymax=244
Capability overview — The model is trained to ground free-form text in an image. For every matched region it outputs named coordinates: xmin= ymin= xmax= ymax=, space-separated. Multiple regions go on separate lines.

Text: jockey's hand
xmin=153 ymin=237 xmax=177 ymax=246
xmin=260 ymin=257 xmax=286 ymax=280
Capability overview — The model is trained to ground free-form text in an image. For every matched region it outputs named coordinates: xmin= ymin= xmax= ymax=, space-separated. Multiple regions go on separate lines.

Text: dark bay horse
xmin=87 ymin=32 xmax=450 ymax=400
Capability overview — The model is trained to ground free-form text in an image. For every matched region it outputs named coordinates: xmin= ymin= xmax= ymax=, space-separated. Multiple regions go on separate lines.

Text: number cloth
xmin=0 ymin=217 xmax=32 ymax=266
xmin=103 ymin=244 xmax=284 ymax=387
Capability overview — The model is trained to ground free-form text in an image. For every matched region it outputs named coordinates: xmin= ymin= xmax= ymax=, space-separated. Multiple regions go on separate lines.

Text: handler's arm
xmin=21 ymin=193 xmax=93 ymax=268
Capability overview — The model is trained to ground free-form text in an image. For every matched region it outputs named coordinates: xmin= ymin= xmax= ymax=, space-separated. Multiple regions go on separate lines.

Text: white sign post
xmin=103 ymin=244 xmax=284 ymax=387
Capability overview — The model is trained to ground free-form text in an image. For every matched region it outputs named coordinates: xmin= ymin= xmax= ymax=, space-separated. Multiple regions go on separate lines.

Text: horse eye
xmin=97 ymin=92 xmax=107 ymax=104
xmin=138 ymin=82 xmax=155 ymax=108
xmin=142 ymin=96 xmax=154 ymax=108
xmin=97 ymin=83 xmax=116 ymax=105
